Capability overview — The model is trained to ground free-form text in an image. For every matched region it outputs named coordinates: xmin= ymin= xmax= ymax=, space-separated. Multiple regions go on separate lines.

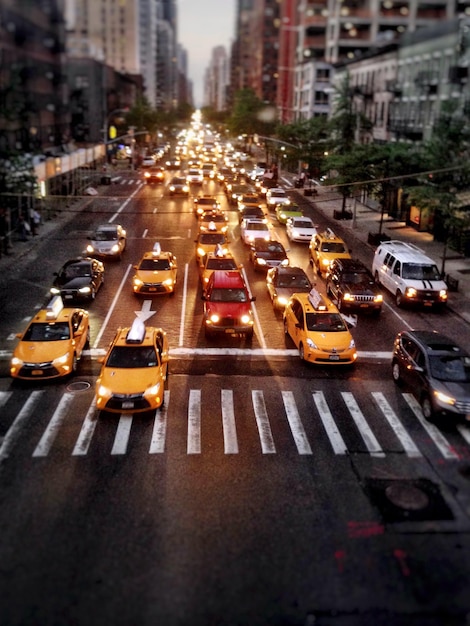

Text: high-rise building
xmin=204 ymin=46 xmax=230 ymax=111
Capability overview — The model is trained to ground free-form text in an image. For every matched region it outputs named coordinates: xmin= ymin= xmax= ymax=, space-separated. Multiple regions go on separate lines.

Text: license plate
xmin=360 ymin=303 xmax=369 ymax=308
xmin=225 ymin=328 xmax=236 ymax=334
xmin=32 ymin=370 xmax=43 ymax=375
xmin=329 ymin=354 xmax=340 ymax=361
xmin=64 ymin=295 xmax=73 ymax=300
xmin=149 ymin=287 xmax=156 ymax=292
xmin=122 ymin=401 xmax=134 ymax=409
xmin=424 ymin=301 xmax=433 ymax=306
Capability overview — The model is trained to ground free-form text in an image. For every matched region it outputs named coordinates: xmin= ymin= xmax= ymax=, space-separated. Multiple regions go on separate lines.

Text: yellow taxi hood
xmin=14 ymin=340 xmax=70 ymax=363
xmin=135 ymin=269 xmax=168 ymax=282
xmin=312 ymin=330 xmax=352 ymax=351
xmin=99 ymin=367 xmax=160 ymax=393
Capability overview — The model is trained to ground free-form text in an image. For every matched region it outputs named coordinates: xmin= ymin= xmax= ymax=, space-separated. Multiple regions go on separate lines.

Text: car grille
xmin=351 ymin=294 xmax=375 ymax=303
xmin=106 ymin=393 xmax=150 ymax=411
xmin=455 ymin=399 xmax=470 ymax=413
xmin=19 ymin=362 xmax=59 ymax=378
xmin=139 ymin=283 xmax=167 ymax=293
xmin=416 ymin=290 xmax=441 ymax=302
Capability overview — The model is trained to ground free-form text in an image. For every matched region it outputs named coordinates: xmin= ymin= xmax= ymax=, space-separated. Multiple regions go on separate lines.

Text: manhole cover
xmin=66 ymin=380 xmax=91 ymax=392
xmin=385 ymin=483 xmax=429 ymax=510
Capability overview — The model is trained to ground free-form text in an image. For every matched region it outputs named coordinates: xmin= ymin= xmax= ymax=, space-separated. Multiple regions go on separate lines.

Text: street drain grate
xmin=66 ymin=380 xmax=91 ymax=392
xmin=363 ymin=478 xmax=454 ymax=523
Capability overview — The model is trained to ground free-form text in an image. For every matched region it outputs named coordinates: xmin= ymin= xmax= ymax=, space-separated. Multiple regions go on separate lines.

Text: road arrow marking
xmin=135 ymin=299 xmax=156 ymax=322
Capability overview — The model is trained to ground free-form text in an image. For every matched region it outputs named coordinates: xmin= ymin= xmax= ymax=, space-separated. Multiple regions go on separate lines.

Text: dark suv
xmin=326 ymin=258 xmax=383 ymax=315
xmin=392 ymin=330 xmax=470 ymax=423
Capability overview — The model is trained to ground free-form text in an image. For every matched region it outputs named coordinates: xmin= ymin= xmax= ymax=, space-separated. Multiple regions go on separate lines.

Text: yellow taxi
xmin=198 ymin=209 xmax=229 ymax=234
xmin=283 ymin=288 xmax=357 ymax=365
xmin=199 ymin=245 xmax=241 ymax=291
xmin=10 ymin=296 xmax=90 ymax=380
xmin=309 ymin=228 xmax=351 ymax=276
xmin=132 ymin=242 xmax=177 ymax=296
xmin=194 ymin=231 xmax=230 ymax=266
xmin=95 ymin=318 xmax=169 ymax=413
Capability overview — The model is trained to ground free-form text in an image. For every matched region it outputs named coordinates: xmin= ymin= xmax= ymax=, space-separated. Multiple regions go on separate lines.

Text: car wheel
xmin=374 ymin=271 xmax=380 ymax=286
xmin=72 ymin=353 xmax=78 ymax=373
xmin=391 ymin=359 xmax=403 ymax=386
xmin=299 ymin=342 xmax=305 ymax=361
xmin=395 ymin=290 xmax=403 ymax=307
xmin=85 ymin=328 xmax=90 ymax=349
xmin=421 ymin=394 xmax=435 ymax=421
xmin=90 ymin=288 xmax=96 ymax=301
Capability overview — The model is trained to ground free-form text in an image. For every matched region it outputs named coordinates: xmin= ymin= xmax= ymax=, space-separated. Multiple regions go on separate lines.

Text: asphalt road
xmin=0 ymin=171 xmax=470 ymax=626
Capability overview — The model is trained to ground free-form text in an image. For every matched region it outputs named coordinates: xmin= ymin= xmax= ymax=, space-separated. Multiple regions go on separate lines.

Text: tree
xmin=227 ymin=89 xmax=277 ymax=139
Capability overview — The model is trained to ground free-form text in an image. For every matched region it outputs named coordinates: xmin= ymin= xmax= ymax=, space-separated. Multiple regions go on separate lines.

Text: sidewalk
xmin=282 ymin=175 xmax=470 ymax=326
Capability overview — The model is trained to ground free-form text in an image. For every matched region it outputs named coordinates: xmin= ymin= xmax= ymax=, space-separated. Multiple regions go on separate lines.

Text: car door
xmin=71 ymin=310 xmax=88 ymax=356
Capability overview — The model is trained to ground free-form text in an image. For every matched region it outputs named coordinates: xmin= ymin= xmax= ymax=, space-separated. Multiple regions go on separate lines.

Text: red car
xmin=202 ymin=271 xmax=255 ymax=339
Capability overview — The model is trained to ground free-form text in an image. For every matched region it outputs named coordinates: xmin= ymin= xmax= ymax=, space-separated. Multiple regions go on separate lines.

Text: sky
xmin=178 ymin=0 xmax=236 ymax=107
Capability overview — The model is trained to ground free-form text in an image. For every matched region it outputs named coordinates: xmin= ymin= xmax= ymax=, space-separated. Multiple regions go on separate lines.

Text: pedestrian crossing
xmin=0 ymin=386 xmax=469 ymax=461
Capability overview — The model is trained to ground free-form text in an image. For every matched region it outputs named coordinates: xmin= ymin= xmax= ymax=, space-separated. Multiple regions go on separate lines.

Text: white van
xmin=371 ymin=240 xmax=448 ymax=309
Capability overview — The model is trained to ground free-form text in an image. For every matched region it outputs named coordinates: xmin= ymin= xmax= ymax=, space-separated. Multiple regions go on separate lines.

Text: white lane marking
xmin=341 ymin=391 xmax=385 ymax=457
xmin=149 ymin=391 xmax=170 ymax=454
xmin=241 ymin=266 xmax=265 ymax=349
xmin=403 ymin=393 xmax=459 ymax=460
xmin=252 ymin=390 xmax=276 ymax=453
xmin=221 ymin=390 xmax=239 ymax=454
xmin=179 ymin=263 xmax=189 ymax=347
xmin=282 ymin=391 xmax=312 ymax=455
xmin=0 ymin=391 xmax=12 ymax=407
xmin=372 ymin=391 xmax=421 ymax=457
xmin=108 ymin=185 xmax=142 ymax=222
xmin=72 ymin=399 xmax=98 ymax=456
xmin=33 ymin=393 xmax=74 ymax=457
xmin=0 ymin=391 xmax=44 ymax=459
xmin=188 ymin=389 xmax=201 ymax=454
xmin=111 ymin=415 xmax=133 ymax=455
xmin=142 ymin=228 xmax=148 ymax=238
xmin=457 ymin=423 xmax=470 ymax=446
xmin=93 ymin=263 xmax=132 ymax=348
xmin=383 ymin=300 xmax=413 ymax=330
xmin=312 ymin=391 xmax=347 ymax=455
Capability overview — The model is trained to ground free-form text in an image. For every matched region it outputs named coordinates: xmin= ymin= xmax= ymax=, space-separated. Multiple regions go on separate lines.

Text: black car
xmin=238 ymin=205 xmax=266 ymax=224
xmin=266 ymin=266 xmax=312 ymax=310
xmin=392 ymin=330 xmax=470 ymax=423
xmin=249 ymin=240 xmax=289 ymax=273
xmin=326 ymin=258 xmax=383 ymax=314
xmin=50 ymin=257 xmax=105 ymax=302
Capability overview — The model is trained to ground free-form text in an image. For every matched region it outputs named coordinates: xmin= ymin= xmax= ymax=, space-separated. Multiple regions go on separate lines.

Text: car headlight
xmin=276 ymin=296 xmax=288 ymax=306
xmin=86 ymin=244 xmax=94 ymax=254
xmin=144 ymin=172 xmax=150 ymax=178
xmin=183 ymin=185 xmax=189 ymax=192
xmin=111 ymin=244 xmax=120 ymax=253
xmin=133 ymin=277 xmax=143 ymax=286
xmin=434 ymin=390 xmax=456 ymax=406
xmin=209 ymin=314 xmax=220 ymax=323
xmin=349 ymin=339 xmax=356 ymax=349
xmin=50 ymin=287 xmax=61 ymax=295
xmin=163 ymin=278 xmax=174 ymax=286
xmin=10 ymin=356 xmax=24 ymax=367
xmin=281 ymin=259 xmax=289 ymax=267
xmin=321 ymin=259 xmax=330 ymax=267
xmin=169 ymin=186 xmax=175 ymax=191
xmin=374 ymin=294 xmax=383 ymax=303
xmin=406 ymin=287 xmax=417 ymax=298
xmin=439 ymin=290 xmax=448 ymax=301
xmin=306 ymin=338 xmax=318 ymax=349
xmin=343 ymin=293 xmax=354 ymax=302
xmin=97 ymin=384 xmax=112 ymax=400
xmin=78 ymin=286 xmax=91 ymax=294
xmin=241 ymin=314 xmax=252 ymax=324
xmin=144 ymin=382 xmax=161 ymax=399
xmin=53 ymin=352 xmax=70 ymax=366
xmin=256 ymin=258 xmax=266 ymax=265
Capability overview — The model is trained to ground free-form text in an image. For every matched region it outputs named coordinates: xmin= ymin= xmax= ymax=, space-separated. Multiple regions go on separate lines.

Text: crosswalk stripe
xmin=32 ymin=393 xmax=74 ymax=457
xmin=341 ymin=392 xmax=385 ymax=457
xmin=111 ymin=415 xmax=133 ymax=455
xmin=221 ymin=390 xmax=239 ymax=454
xmin=252 ymin=390 xmax=276 ymax=453
xmin=188 ymin=389 xmax=201 ymax=454
xmin=402 ymin=393 xmax=460 ymax=460
xmin=149 ymin=390 xmax=170 ymax=453
xmin=72 ymin=399 xmax=98 ymax=456
xmin=313 ymin=391 xmax=347 ymax=455
xmin=281 ymin=391 xmax=312 ymax=455
xmin=371 ymin=392 xmax=421 ymax=458
xmin=0 ymin=391 xmax=44 ymax=459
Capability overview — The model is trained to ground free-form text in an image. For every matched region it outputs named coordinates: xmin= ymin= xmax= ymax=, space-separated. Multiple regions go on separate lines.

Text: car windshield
xmin=107 ymin=345 xmax=158 ymax=368
xmin=277 ymin=274 xmax=310 ymax=288
xmin=139 ymin=259 xmax=170 ymax=270
xmin=199 ymin=234 xmax=225 ymax=244
xmin=206 ymin=259 xmax=237 ymax=270
xmin=209 ymin=288 xmax=248 ymax=302
xmin=247 ymin=223 xmax=268 ymax=231
xmin=429 ymin=355 xmax=470 ymax=382
xmin=320 ymin=242 xmax=346 ymax=253
xmin=402 ymin=263 xmax=441 ymax=280
xmin=64 ymin=263 xmax=91 ymax=278
xmin=202 ymin=215 xmax=225 ymax=222
xmin=257 ymin=242 xmax=284 ymax=253
xmin=23 ymin=322 xmax=70 ymax=341
xmin=305 ymin=313 xmax=347 ymax=332
xmin=94 ymin=231 xmax=117 ymax=241
xmin=294 ymin=220 xmax=313 ymax=228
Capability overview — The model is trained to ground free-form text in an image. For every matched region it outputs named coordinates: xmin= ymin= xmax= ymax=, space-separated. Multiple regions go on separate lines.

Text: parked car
xmin=326 ymin=258 xmax=383 ymax=314
xmin=392 ymin=329 xmax=470 ymax=422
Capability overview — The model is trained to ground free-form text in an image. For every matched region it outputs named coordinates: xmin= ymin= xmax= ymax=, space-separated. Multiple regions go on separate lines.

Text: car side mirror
xmin=412 ymin=364 xmax=424 ymax=373
xmin=97 ymin=357 xmax=105 ymax=364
